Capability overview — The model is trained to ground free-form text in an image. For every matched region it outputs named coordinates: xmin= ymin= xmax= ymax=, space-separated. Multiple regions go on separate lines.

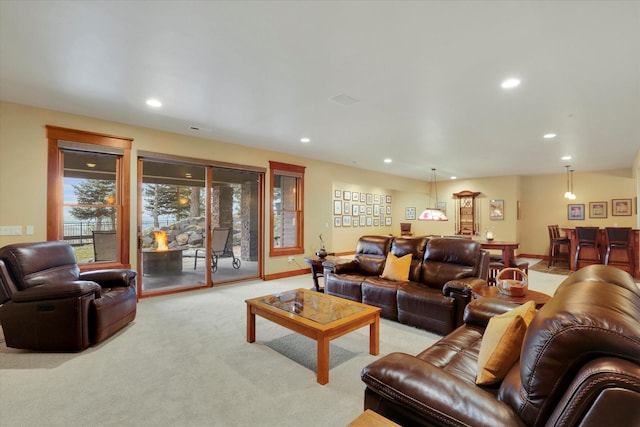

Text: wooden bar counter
xmin=562 ymin=228 xmax=639 ymax=278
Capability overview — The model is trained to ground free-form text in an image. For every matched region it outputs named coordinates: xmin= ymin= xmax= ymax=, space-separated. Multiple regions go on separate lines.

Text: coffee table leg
xmin=317 ymin=336 xmax=329 ymax=385
xmin=370 ymin=315 xmax=380 ymax=355
xmin=246 ymin=304 xmax=256 ymax=343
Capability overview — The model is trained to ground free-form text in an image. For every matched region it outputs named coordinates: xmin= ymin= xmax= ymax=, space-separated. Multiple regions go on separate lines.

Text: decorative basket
xmin=495 ymin=268 xmax=528 ymax=297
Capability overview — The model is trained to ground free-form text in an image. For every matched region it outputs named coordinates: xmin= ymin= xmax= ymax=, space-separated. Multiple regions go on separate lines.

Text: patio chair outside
xmin=92 ymin=230 xmax=117 ymax=262
xmin=193 ymin=227 xmax=241 ymax=273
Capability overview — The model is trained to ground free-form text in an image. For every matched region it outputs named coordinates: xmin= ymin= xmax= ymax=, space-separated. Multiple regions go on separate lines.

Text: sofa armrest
xmin=323 ymin=260 xmax=357 ymax=274
xmin=362 ymin=352 xmax=526 ymax=427
xmin=463 ymin=298 xmax=520 ymax=328
xmin=11 ymin=281 xmax=101 ymax=303
xmin=442 ymin=277 xmax=485 ymax=296
xmin=80 ymin=269 xmax=137 ymax=287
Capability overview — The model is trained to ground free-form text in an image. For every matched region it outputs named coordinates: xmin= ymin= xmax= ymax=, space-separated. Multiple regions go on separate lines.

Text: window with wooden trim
xmin=269 ymin=161 xmax=305 ymax=257
xmin=46 ymin=126 xmax=132 ymax=270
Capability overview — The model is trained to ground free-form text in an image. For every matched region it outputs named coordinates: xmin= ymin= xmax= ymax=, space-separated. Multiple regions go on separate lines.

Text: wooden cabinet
xmin=453 ymin=191 xmax=480 ymax=235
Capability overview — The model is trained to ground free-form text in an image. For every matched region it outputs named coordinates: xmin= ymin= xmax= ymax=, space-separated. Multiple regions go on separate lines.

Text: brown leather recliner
xmin=0 ymin=241 xmax=137 ymax=351
xmin=361 ymin=264 xmax=640 ymax=426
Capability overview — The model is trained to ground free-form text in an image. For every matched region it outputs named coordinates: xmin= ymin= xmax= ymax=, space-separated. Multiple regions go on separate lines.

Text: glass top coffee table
xmin=246 ymin=288 xmax=381 ymax=385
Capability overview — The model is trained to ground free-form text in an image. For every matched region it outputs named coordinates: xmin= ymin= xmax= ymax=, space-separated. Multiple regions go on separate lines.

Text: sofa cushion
xmin=362 ymin=277 xmax=403 ymax=320
xmin=390 ymin=236 xmax=429 ymax=282
xmin=421 ymin=238 xmax=481 ymax=288
xmin=397 ymin=281 xmax=456 ymax=335
xmin=476 ymin=301 xmax=536 ymax=385
xmin=380 ymin=252 xmax=412 ymax=281
xmin=324 ymin=274 xmax=364 ymax=302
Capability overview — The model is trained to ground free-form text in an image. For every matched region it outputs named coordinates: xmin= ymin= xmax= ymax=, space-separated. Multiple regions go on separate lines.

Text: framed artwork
xmin=334 ymin=190 xmax=341 ymax=198
xmin=343 ymin=201 xmax=350 ymax=213
xmin=334 ymin=216 xmax=342 ymax=227
xmin=366 ymin=217 xmax=372 ymax=226
xmin=373 ymin=204 xmax=380 ymax=216
xmin=342 ymin=215 xmax=351 ymax=226
xmin=374 ymin=218 xmax=380 ymax=226
xmin=612 ymin=198 xmax=632 ymax=216
xmin=405 ymin=207 xmax=416 ymax=220
xmin=366 ymin=206 xmax=372 ymax=215
xmin=333 ymin=200 xmax=342 ymax=215
xmin=360 ymin=192 xmax=366 ymax=202
xmin=353 ymin=218 xmax=359 ymax=227
xmin=359 ymin=215 xmax=366 ymax=226
xmin=386 ymin=206 xmax=391 ymax=215
xmin=352 ymin=205 xmax=359 ymax=215
xmin=366 ymin=193 xmax=373 ymax=205
xmin=490 ymin=199 xmax=504 ymax=220
xmin=353 ymin=192 xmax=360 ymax=202
xmin=374 ymin=194 xmax=380 ymax=203
xmin=343 ymin=190 xmax=351 ymax=201
xmin=568 ymin=203 xmax=585 ymax=220
xmin=386 ymin=195 xmax=392 ymax=204
xmin=360 ymin=204 xmax=365 ymax=213
xmin=385 ymin=217 xmax=392 ymax=226
xmin=589 ymin=201 xmax=607 ymax=218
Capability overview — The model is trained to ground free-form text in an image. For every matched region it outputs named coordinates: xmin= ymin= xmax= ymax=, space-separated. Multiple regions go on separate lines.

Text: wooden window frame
xmin=269 ymin=161 xmax=305 ymax=257
xmin=46 ymin=125 xmax=132 ymax=270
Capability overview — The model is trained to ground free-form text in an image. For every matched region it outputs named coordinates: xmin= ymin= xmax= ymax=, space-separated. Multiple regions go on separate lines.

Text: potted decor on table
xmin=316 ymin=234 xmax=328 ymax=258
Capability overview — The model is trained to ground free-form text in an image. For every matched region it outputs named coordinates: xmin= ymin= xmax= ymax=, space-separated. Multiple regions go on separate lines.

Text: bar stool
xmin=604 ymin=227 xmax=634 ymax=271
xmin=547 ymin=225 xmax=570 ymax=269
xmin=574 ymin=226 xmax=600 ymax=269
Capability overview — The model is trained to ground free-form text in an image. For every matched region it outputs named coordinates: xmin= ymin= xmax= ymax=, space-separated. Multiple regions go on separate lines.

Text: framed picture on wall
xmin=334 ymin=216 xmax=342 ymax=227
xmin=589 ymin=201 xmax=607 ymax=218
xmin=405 ymin=207 xmax=416 ymax=220
xmin=385 ymin=217 xmax=392 ymax=226
xmin=333 ymin=200 xmax=342 ymax=215
xmin=343 ymin=190 xmax=351 ymax=201
xmin=612 ymin=198 xmax=632 ymax=216
xmin=568 ymin=204 xmax=585 ymax=220
xmin=386 ymin=195 xmax=392 ymax=204
xmin=342 ymin=215 xmax=351 ymax=226
xmin=353 ymin=218 xmax=359 ymax=227
xmin=490 ymin=199 xmax=504 ymax=220
xmin=335 ymin=190 xmax=341 ymax=198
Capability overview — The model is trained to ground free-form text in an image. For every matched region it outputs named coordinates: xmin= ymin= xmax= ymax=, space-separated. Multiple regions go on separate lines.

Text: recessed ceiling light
xmin=185 ymin=173 xmax=192 ymax=178
xmin=500 ymin=78 xmax=521 ymax=89
xmin=450 ymin=176 xmax=457 ymax=180
xmin=561 ymin=155 xmax=572 ymax=161
xmin=300 ymin=137 xmax=311 ymax=143
xmin=86 ymin=162 xmax=96 ymax=168
xmin=146 ymin=98 xmax=162 ymax=107
xmin=384 ymin=158 xmax=392 ymax=164
xmin=544 ymin=133 xmax=557 ymax=139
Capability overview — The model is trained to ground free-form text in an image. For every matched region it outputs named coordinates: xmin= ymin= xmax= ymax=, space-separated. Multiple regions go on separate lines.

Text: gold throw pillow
xmin=380 ymin=252 xmax=412 ymax=281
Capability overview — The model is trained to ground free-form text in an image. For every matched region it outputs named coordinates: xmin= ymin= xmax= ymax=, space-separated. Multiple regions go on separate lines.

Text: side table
xmin=303 ymin=254 xmax=349 ymax=292
xmin=472 ymin=284 xmax=551 ymax=308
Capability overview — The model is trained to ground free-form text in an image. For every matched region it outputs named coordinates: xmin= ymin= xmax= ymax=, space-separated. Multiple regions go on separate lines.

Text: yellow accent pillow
xmin=380 ymin=253 xmax=412 ymax=281
xmin=475 ymin=301 xmax=536 ymax=385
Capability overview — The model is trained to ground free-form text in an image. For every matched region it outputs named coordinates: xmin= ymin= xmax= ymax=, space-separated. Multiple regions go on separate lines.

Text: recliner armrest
xmin=362 ymin=352 xmax=525 ymax=427
xmin=80 ymin=269 xmax=137 ymax=287
xmin=323 ymin=260 xmax=357 ymax=274
xmin=463 ymin=298 xmax=520 ymax=328
xmin=11 ymin=281 xmax=101 ymax=303
xmin=442 ymin=277 xmax=485 ymax=296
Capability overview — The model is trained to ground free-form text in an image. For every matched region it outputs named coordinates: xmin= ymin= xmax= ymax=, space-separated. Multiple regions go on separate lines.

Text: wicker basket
xmin=495 ymin=267 xmax=528 ymax=297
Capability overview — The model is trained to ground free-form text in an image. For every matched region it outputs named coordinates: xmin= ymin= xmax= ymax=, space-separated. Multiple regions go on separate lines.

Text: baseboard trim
xmin=264 ymin=268 xmax=310 ymax=281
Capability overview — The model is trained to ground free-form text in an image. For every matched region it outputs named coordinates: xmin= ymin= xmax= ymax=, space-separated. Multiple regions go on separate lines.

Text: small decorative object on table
xmin=496 ymin=268 xmax=528 ymax=297
xmin=316 ymin=234 xmax=327 ymax=258
xmin=485 ymin=230 xmax=494 ymax=241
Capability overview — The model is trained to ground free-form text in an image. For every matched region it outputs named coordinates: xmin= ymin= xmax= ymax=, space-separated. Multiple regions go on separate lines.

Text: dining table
xmin=479 ymin=240 xmax=520 ymax=268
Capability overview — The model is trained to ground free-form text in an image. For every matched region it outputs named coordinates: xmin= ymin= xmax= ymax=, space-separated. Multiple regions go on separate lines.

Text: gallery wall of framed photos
xmin=333 ymin=189 xmax=393 ymax=228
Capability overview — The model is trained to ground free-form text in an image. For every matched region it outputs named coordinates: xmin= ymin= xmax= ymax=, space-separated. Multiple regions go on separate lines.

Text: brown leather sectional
xmin=0 ymin=241 xmax=137 ymax=351
xmin=323 ymin=235 xmax=489 ymax=335
xmin=361 ymin=264 xmax=640 ymax=426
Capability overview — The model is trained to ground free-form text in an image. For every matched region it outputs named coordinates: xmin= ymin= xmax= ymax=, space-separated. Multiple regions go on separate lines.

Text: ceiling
xmin=1 ymin=1 xmax=639 ymax=181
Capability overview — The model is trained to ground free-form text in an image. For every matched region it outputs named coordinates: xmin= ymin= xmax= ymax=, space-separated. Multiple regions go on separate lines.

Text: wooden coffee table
xmin=246 ymin=288 xmax=381 ymax=385
xmin=472 ymin=284 xmax=551 ymax=308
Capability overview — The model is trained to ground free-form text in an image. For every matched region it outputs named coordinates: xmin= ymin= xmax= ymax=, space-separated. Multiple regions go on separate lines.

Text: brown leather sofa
xmin=0 ymin=241 xmax=137 ymax=351
xmin=361 ymin=264 xmax=640 ymax=426
xmin=323 ymin=235 xmax=489 ymax=335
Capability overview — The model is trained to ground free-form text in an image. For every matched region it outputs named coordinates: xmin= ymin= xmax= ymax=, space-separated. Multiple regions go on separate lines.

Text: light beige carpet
xmin=0 ymin=271 xmax=568 ymax=426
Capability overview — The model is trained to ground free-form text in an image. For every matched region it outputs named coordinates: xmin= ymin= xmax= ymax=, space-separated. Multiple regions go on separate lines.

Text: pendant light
xmin=419 ymin=168 xmax=448 ymax=221
xmin=564 ymin=165 xmax=576 ymax=200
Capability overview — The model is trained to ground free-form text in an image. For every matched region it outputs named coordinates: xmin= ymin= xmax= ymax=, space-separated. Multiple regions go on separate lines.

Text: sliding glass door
xmin=138 ymin=156 xmax=263 ymax=295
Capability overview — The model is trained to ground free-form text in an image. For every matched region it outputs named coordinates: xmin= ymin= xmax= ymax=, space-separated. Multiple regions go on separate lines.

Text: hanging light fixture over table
xmin=564 ymin=165 xmax=576 ymax=200
xmin=419 ymin=168 xmax=448 ymax=221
